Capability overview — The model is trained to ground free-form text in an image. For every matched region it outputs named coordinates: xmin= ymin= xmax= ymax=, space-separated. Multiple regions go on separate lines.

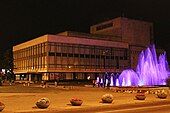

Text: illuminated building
xmin=13 ymin=17 xmax=153 ymax=81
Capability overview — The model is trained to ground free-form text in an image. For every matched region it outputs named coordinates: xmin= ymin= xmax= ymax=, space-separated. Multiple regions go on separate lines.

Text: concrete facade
xmin=90 ymin=17 xmax=153 ymax=46
xmin=13 ymin=17 xmax=155 ymax=81
xmin=90 ymin=17 xmax=154 ymax=68
xmin=13 ymin=34 xmax=129 ymax=81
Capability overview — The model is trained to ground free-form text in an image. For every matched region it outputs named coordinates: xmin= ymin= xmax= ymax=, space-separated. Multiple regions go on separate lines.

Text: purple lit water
xmin=118 ymin=69 xmax=139 ymax=86
xmin=119 ymin=45 xmax=169 ymax=86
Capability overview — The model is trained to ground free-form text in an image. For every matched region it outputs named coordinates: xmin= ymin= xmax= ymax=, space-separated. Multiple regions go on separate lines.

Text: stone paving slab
xmin=15 ymin=100 xmax=170 ymax=113
xmin=0 ymin=86 xmax=169 ymax=113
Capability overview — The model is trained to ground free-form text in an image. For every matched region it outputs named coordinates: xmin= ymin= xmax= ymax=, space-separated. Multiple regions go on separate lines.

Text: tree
xmin=1 ymin=49 xmax=14 ymax=81
xmin=0 ymin=72 xmax=5 ymax=86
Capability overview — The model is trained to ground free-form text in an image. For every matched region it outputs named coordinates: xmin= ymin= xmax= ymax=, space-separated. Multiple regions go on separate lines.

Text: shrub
xmin=101 ymin=94 xmax=113 ymax=103
xmin=0 ymin=77 xmax=2 ymax=86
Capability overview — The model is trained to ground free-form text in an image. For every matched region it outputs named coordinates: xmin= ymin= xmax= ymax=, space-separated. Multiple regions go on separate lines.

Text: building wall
xmin=129 ymin=45 xmax=146 ymax=69
xmin=90 ymin=17 xmax=153 ymax=47
xmin=13 ymin=17 xmax=155 ymax=81
xmin=47 ymin=42 xmax=129 ymax=72
xmin=90 ymin=17 xmax=122 ymax=37
xmin=121 ymin=18 xmax=153 ymax=47
xmin=13 ymin=35 xmax=129 ymax=81
xmin=13 ymin=42 xmax=48 ymax=74
xmin=90 ymin=17 xmax=153 ymax=68
xmin=13 ymin=35 xmax=48 ymax=51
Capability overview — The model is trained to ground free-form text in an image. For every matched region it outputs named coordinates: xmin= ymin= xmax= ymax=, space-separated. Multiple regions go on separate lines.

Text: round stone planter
xmin=0 ymin=102 xmax=5 ymax=112
xmin=135 ymin=94 xmax=146 ymax=100
xmin=101 ymin=94 xmax=113 ymax=103
xmin=102 ymin=99 xmax=113 ymax=103
xmin=157 ymin=93 xmax=167 ymax=99
xmin=36 ymin=98 xmax=50 ymax=109
xmin=70 ymin=99 xmax=83 ymax=106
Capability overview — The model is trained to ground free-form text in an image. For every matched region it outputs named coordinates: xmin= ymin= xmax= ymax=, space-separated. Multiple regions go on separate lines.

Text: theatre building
xmin=13 ymin=17 xmax=153 ymax=82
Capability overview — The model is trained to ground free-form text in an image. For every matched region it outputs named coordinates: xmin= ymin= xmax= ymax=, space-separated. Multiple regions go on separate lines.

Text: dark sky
xmin=0 ymin=0 xmax=170 ymax=59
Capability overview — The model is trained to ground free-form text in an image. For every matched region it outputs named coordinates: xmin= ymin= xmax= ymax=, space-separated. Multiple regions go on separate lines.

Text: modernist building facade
xmin=13 ymin=34 xmax=129 ymax=81
xmin=90 ymin=17 xmax=153 ymax=68
xmin=13 ymin=17 xmax=153 ymax=81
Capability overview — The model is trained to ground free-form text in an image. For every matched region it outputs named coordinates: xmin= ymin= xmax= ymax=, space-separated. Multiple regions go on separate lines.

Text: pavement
xmin=93 ymin=104 xmax=170 ymax=113
xmin=0 ymin=85 xmax=170 ymax=113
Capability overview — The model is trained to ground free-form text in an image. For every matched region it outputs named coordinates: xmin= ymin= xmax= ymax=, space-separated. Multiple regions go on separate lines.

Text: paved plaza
xmin=0 ymin=84 xmax=170 ymax=113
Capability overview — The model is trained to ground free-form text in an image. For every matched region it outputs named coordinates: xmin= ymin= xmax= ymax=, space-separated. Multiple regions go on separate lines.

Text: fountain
xmin=96 ymin=45 xmax=169 ymax=87
xmin=119 ymin=45 xmax=169 ymax=86
xmin=118 ymin=69 xmax=139 ymax=86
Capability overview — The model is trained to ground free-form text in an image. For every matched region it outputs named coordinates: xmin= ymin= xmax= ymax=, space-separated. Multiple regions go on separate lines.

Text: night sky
xmin=0 ymin=0 xmax=170 ymax=60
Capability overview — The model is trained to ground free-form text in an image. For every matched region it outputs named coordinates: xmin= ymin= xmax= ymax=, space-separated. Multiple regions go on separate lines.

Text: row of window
xmin=14 ymin=42 xmax=129 ymax=70
xmin=14 ymin=43 xmax=47 ymax=59
xmin=96 ymin=23 xmax=113 ymax=31
xmin=48 ymin=52 xmax=127 ymax=60
xmin=14 ymin=42 xmax=128 ymax=59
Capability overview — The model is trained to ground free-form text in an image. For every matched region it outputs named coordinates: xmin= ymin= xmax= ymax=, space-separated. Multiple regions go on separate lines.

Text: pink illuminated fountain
xmin=118 ymin=69 xmax=139 ymax=86
xmin=118 ymin=45 xmax=170 ymax=86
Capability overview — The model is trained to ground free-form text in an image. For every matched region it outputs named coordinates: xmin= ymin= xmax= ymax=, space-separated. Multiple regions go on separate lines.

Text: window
xmin=48 ymin=52 xmax=55 ymax=56
xmin=62 ymin=53 xmax=67 ymax=57
xmin=96 ymin=23 xmax=113 ymax=31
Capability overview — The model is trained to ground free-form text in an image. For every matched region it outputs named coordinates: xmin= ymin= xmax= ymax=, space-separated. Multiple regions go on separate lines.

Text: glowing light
xmin=96 ymin=77 xmax=100 ymax=83
xmin=119 ymin=45 xmax=169 ymax=86
xmin=118 ymin=69 xmax=139 ymax=86
xmin=116 ymin=79 xmax=119 ymax=86
xmin=101 ymin=78 xmax=103 ymax=84
xmin=110 ymin=76 xmax=114 ymax=86
xmin=97 ymin=45 xmax=170 ymax=86
xmin=87 ymin=76 xmax=90 ymax=80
